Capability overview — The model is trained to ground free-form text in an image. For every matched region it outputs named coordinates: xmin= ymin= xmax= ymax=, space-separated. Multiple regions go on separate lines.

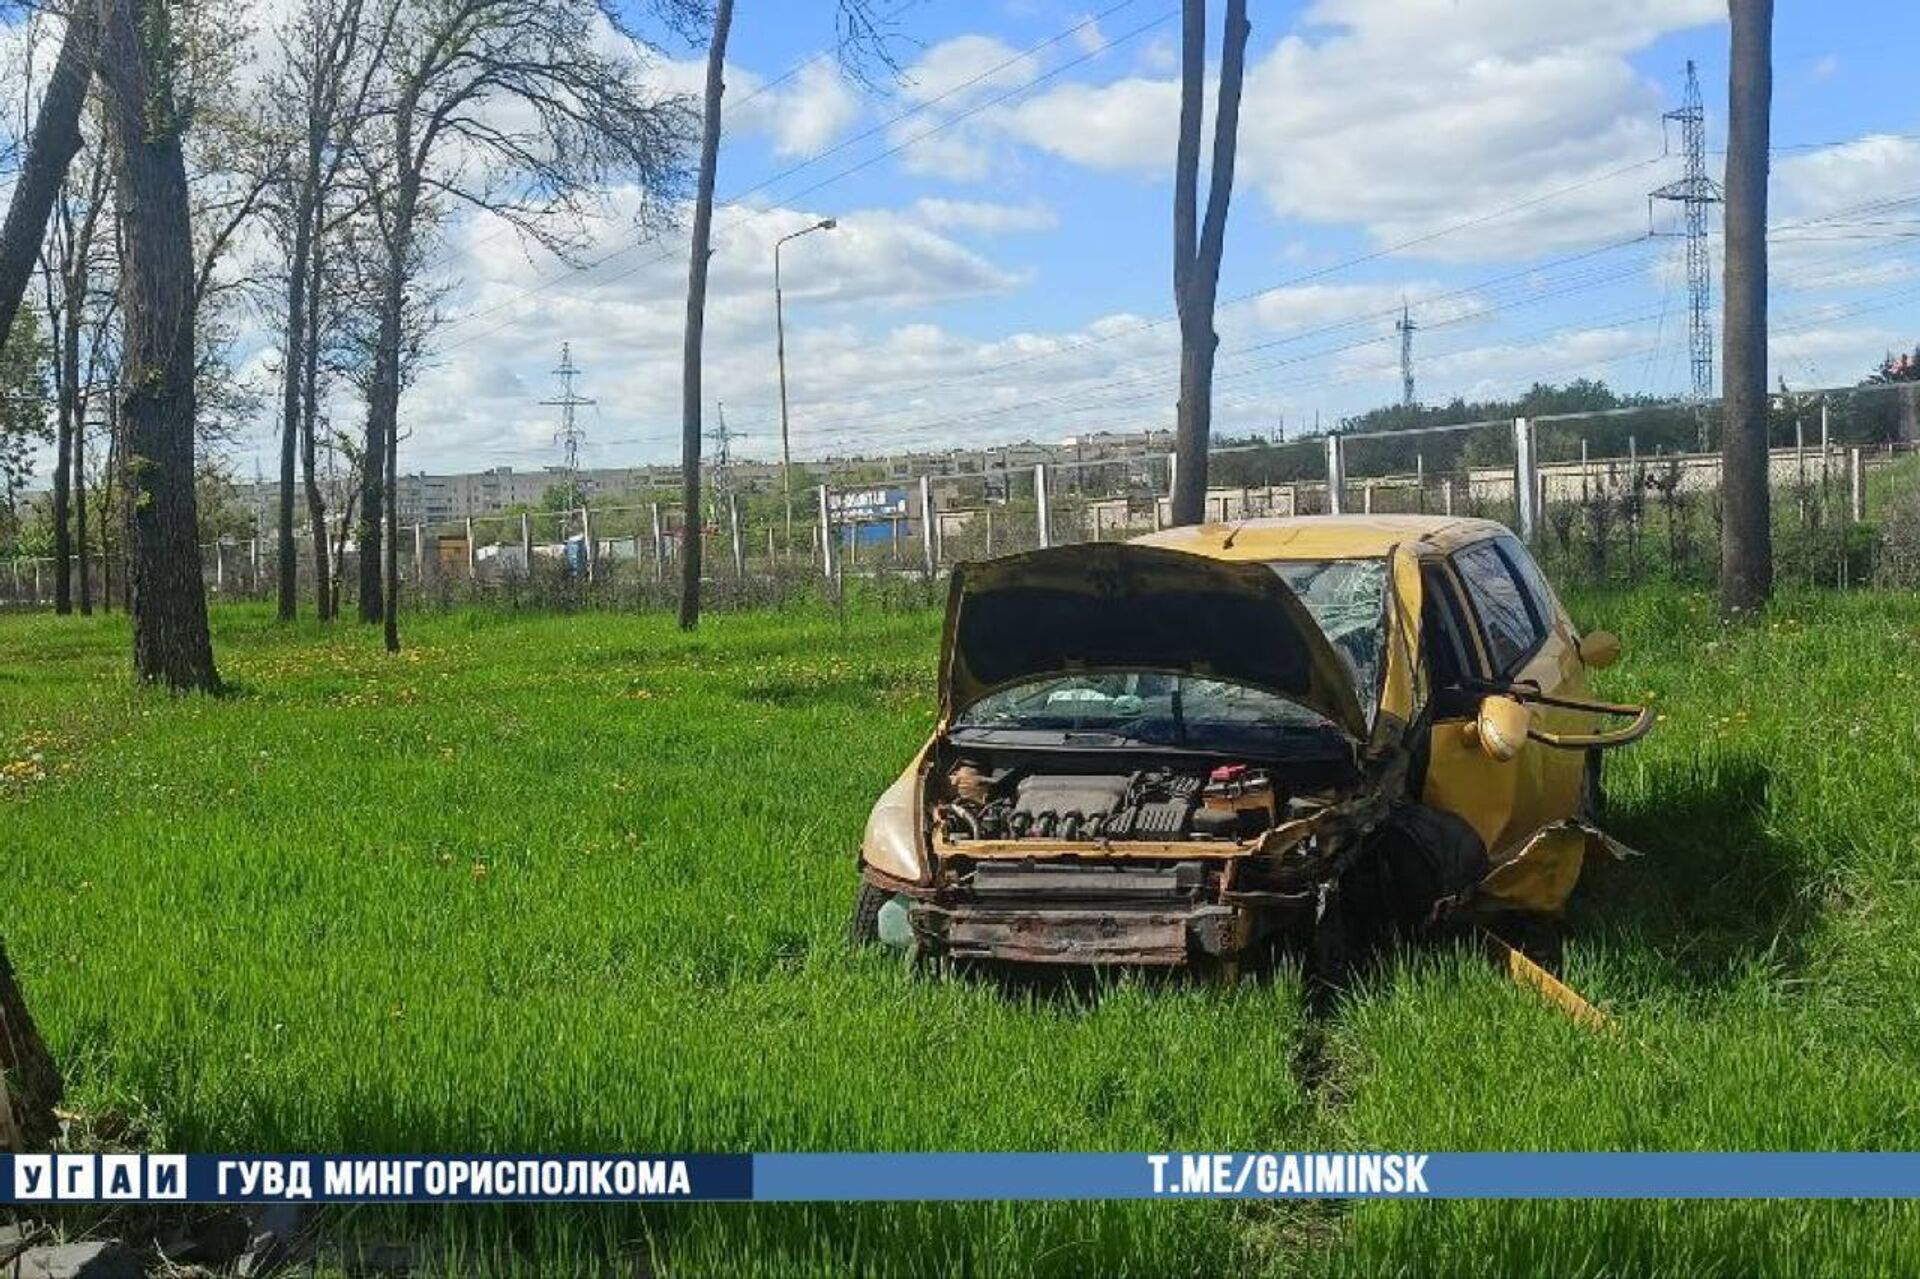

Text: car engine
xmin=936 ymin=759 xmax=1281 ymax=844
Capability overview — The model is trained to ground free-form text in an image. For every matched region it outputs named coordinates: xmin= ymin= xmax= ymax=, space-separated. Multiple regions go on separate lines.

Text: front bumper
xmin=898 ymin=860 xmax=1313 ymax=967
xmin=911 ymin=902 xmax=1246 ymax=965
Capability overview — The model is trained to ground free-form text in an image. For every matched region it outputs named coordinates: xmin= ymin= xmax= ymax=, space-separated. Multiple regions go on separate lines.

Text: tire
xmin=848 ymin=881 xmax=888 ymax=947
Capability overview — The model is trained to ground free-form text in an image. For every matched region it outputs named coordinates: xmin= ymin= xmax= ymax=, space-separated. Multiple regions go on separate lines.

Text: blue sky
xmin=225 ymin=0 xmax=1920 ymax=475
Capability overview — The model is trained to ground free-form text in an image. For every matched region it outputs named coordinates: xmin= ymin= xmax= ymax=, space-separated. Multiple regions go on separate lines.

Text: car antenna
xmin=1221 ymin=514 xmax=1256 ymax=549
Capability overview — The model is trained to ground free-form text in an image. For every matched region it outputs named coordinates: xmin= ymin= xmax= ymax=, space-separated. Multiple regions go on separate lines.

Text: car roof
xmin=1128 ymin=513 xmax=1511 ymax=562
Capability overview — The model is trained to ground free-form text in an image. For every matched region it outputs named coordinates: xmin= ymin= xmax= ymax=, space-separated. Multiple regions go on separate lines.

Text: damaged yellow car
xmin=851 ymin=515 xmax=1652 ymax=975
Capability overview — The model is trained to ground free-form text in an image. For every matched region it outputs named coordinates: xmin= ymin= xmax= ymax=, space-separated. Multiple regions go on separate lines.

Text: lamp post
xmin=775 ymin=217 xmax=836 ymax=549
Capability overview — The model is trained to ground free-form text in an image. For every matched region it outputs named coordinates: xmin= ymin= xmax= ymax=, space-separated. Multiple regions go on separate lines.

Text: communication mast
xmin=1396 ymin=303 xmax=1417 ymax=407
xmin=1650 ymin=60 xmax=1723 ymax=421
xmin=541 ymin=343 xmax=594 ymax=512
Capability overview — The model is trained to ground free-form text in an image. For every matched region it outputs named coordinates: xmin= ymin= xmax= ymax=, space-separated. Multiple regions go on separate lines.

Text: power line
xmin=827 ymin=156 xmax=1670 ymax=410
xmin=445 ymin=198 xmax=1917 ymax=468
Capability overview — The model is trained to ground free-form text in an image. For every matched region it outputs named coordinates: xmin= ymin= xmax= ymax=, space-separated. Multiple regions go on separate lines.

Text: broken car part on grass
xmin=852 ymin=517 xmax=1653 ymax=1005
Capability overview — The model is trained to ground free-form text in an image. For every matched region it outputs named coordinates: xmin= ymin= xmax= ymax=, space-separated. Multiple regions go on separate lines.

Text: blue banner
xmin=8 ymin=1152 xmax=1920 ymax=1204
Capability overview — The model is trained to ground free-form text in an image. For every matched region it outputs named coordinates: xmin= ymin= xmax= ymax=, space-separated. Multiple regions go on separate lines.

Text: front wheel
xmin=848 ymin=881 xmax=888 ymax=947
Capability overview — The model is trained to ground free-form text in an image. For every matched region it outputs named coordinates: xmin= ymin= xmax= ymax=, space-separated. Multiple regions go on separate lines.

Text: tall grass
xmin=2 ymin=588 xmax=1918 ymax=1274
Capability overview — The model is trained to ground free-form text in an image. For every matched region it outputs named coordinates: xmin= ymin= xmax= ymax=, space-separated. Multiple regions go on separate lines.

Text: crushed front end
xmin=886 ymin=753 xmax=1386 ymax=969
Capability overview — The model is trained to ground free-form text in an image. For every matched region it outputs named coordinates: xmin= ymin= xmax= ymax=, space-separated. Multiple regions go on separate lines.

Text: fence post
xmin=413 ymin=523 xmax=425 ymax=583
xmin=919 ymin=475 xmax=936 ymax=575
xmin=250 ymin=537 xmax=260 ymax=591
xmin=728 ymin=492 xmax=744 ymax=577
xmin=817 ymin=484 xmax=836 ymax=582
xmin=465 ymin=517 xmax=477 ymax=579
xmin=1819 ymin=398 xmax=1831 ymax=485
xmin=1849 ymin=448 xmax=1865 ymax=522
xmin=1362 ymin=480 xmax=1374 ymax=515
xmin=1034 ymin=462 xmax=1052 ymax=548
xmin=520 ymin=512 xmax=532 ymax=569
xmin=1324 ymin=434 xmax=1346 ymax=515
xmin=215 ymin=541 xmax=226 ymax=594
xmin=1513 ymin=416 xmax=1539 ymax=543
xmin=650 ymin=503 xmax=665 ymax=579
xmin=985 ymin=506 xmax=996 ymax=556
xmin=1442 ymin=477 xmax=1454 ymax=516
xmin=581 ymin=507 xmax=595 ymax=583
xmin=34 ymin=559 xmax=42 ymax=601
xmin=1165 ymin=451 xmax=1178 ymax=504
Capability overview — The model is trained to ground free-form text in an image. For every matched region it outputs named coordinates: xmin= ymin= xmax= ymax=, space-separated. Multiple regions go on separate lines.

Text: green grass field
xmin=4 ymin=587 xmax=1920 ymax=1275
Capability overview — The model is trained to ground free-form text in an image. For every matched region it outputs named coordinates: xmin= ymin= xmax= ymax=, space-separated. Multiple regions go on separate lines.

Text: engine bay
xmin=933 ymin=751 xmax=1343 ymax=846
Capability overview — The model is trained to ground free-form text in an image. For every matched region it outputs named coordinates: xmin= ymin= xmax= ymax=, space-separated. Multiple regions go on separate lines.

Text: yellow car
xmin=851 ymin=515 xmax=1652 ymax=973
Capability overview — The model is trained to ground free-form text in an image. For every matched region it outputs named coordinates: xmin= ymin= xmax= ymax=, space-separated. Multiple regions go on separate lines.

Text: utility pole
xmin=705 ymin=401 xmax=740 ymax=530
xmin=1651 ymin=60 xmax=1723 ymax=447
xmin=1720 ymin=0 xmax=1774 ymax=614
xmin=774 ymin=217 xmax=836 ymax=549
xmin=1396 ymin=303 xmax=1417 ymax=408
xmin=542 ymin=343 xmax=595 ymax=515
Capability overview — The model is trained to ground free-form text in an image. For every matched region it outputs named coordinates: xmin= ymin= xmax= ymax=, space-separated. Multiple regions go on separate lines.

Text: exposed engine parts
xmin=936 ymin=758 xmax=1284 ymax=844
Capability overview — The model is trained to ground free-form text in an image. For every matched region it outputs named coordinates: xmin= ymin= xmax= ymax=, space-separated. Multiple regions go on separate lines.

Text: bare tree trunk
xmin=359 ymin=185 xmax=413 ymax=624
xmin=1169 ymin=0 xmax=1249 ymax=527
xmin=101 ymin=379 xmax=119 ymax=611
xmin=99 ymin=0 xmax=219 ymax=692
xmin=302 ymin=234 xmax=330 ymax=621
xmin=678 ymin=0 xmax=732 ymax=632
xmin=1720 ymin=0 xmax=1772 ymax=614
xmin=383 ymin=398 xmax=398 ymax=652
xmin=331 ymin=482 xmax=357 ymax=617
xmin=0 ymin=937 xmax=62 ymax=1151
xmin=0 ymin=0 xmax=93 ymax=351
xmin=50 ymin=340 xmax=73 ymax=613
xmin=276 ymin=199 xmax=312 ymax=622
xmin=75 ymin=401 xmax=91 ymax=614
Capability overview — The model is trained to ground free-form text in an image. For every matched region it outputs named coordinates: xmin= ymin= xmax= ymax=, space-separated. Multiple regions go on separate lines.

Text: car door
xmin=1417 ymin=557 xmax=1520 ymax=855
xmin=1438 ymin=536 xmax=1587 ymax=858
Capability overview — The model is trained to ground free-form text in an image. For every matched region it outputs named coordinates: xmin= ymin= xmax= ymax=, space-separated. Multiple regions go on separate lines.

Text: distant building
xmin=224 ymin=430 xmax=1178 ymax=528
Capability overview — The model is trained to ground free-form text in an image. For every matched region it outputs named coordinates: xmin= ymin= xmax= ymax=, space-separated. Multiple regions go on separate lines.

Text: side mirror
xmin=1468 ymin=695 xmax=1531 ymax=762
xmin=1578 ymin=630 xmax=1621 ymax=669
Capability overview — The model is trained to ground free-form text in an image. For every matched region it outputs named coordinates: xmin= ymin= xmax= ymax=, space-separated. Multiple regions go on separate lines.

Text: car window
xmin=1495 ymin=536 xmax=1561 ymax=635
xmin=1453 ymin=540 xmax=1543 ymax=675
xmin=1420 ymin=567 xmax=1473 ymax=688
xmin=1268 ymin=559 xmax=1388 ymax=721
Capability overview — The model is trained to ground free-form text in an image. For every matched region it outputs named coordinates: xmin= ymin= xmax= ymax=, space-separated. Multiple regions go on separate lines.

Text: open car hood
xmin=938 ymin=542 xmax=1368 ymax=741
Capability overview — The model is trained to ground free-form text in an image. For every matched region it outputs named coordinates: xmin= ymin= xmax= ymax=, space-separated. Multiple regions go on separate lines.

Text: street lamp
xmin=775 ymin=217 xmax=836 ymax=549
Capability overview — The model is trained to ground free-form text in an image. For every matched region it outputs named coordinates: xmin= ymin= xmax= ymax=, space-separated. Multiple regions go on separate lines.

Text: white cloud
xmin=900 ymin=35 xmax=1043 ymax=108
xmin=1776 ymin=134 xmax=1920 ymax=223
xmin=285 ymin=194 xmax=1028 ymax=470
xmin=1070 ymin=14 xmax=1111 ymax=58
xmin=884 ymin=33 xmax=1054 ymax=180
xmin=730 ymin=58 xmax=863 ymax=159
xmin=912 ymin=198 xmax=1058 ymax=233
xmin=968 ymin=0 xmax=1724 ymax=259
